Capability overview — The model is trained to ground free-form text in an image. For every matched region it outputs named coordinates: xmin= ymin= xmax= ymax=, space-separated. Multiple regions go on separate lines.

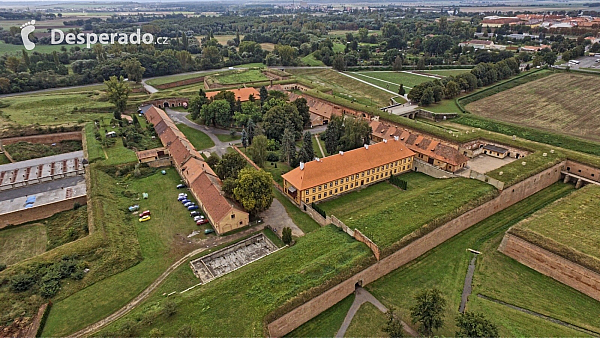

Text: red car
xmin=196 ymin=219 xmax=208 ymax=225
xmin=139 ymin=210 xmax=151 ymax=218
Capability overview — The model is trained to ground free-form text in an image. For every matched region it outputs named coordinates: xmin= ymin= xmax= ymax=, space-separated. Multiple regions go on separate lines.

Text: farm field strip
xmin=338 ymin=72 xmax=399 ymax=95
xmin=352 ymin=71 xmax=432 ymax=88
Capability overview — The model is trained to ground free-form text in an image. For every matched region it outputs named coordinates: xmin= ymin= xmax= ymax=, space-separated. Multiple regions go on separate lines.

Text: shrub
xmin=0 ymin=263 xmax=6 ymax=271
xmin=266 ymin=152 xmax=279 ymax=162
xmin=162 ymin=299 xmax=177 ymax=317
xmin=282 ymin=227 xmax=292 ymax=245
xmin=311 ymin=202 xmax=326 ymax=218
xmin=10 ymin=273 xmax=36 ymax=292
xmin=176 ymin=325 xmax=195 ymax=337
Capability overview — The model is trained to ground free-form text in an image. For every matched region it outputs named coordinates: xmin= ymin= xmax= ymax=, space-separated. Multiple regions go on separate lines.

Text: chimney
xmin=383 ymin=139 xmax=388 ymax=143
xmin=300 ymin=162 xmax=305 ymax=170
xmin=394 ymin=136 xmax=399 ymax=141
xmin=364 ymin=144 xmax=369 ymax=149
xmin=316 ymin=157 xmax=320 ymax=162
xmin=339 ymin=151 xmax=344 ymax=155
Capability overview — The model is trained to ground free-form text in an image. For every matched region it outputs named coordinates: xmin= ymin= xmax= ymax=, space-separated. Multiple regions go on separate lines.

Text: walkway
xmin=339 ymin=72 xmax=400 ymax=96
xmin=459 ymin=254 xmax=478 ymax=313
xmin=335 ymin=287 xmax=417 ymax=337
xmin=69 ymin=225 xmax=264 ymax=338
xmin=315 ymin=133 xmax=326 ymax=158
xmin=260 ymin=198 xmax=304 ymax=237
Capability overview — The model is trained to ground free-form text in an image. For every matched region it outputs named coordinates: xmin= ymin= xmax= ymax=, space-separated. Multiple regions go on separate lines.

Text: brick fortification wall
xmin=0 ymin=131 xmax=82 ymax=146
xmin=0 ymin=196 xmax=87 ymax=229
xmin=499 ymin=233 xmax=600 ymax=302
xmin=267 ymin=161 xmax=566 ymax=336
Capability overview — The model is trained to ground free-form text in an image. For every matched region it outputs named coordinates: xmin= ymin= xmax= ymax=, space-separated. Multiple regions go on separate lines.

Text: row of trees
xmin=321 ymin=115 xmax=373 ymax=154
xmin=384 ymin=288 xmax=498 ymax=337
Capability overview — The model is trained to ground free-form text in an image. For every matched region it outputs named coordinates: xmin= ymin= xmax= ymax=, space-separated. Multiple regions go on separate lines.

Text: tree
xmin=5 ymin=56 xmax=20 ymax=73
xmin=383 ymin=307 xmax=406 ymax=338
xmin=262 ymin=104 xmax=303 ymax=142
xmin=282 ymin=227 xmax=292 ymax=245
xmin=300 ymin=131 xmax=315 ymax=163
xmin=259 ymin=86 xmax=269 ymax=106
xmin=189 ymin=89 xmax=209 ymax=120
xmin=215 ymin=152 xmax=246 ymax=180
xmin=275 ymin=44 xmax=298 ymax=66
xmin=241 ymin=128 xmax=248 ymax=148
xmin=105 ymin=75 xmax=130 ymax=113
xmin=420 ymin=87 xmax=434 ymax=106
xmin=121 ymin=58 xmax=145 ymax=83
xmin=443 ymin=80 xmax=461 ymax=99
xmin=398 ymin=83 xmax=405 ymax=96
xmin=339 ymin=117 xmax=371 ymax=151
xmin=410 ymin=288 xmax=447 ymax=336
xmin=280 ymin=128 xmax=297 ymax=165
xmin=455 ymin=312 xmax=498 ymax=337
xmin=393 ymin=56 xmax=403 ymax=71
xmin=292 ymin=98 xmax=311 ymax=128
xmin=113 ymin=111 xmax=122 ymax=120
xmin=247 ymin=118 xmax=256 ymax=145
xmin=233 ymin=167 xmax=274 ymax=215
xmin=247 ymin=135 xmax=268 ymax=167
xmin=323 ymin=115 xmax=344 ymax=154
xmin=201 ymin=99 xmax=231 ymax=127
xmin=416 ymin=57 xmax=426 ymax=70
xmin=332 ymin=55 xmax=347 ymax=71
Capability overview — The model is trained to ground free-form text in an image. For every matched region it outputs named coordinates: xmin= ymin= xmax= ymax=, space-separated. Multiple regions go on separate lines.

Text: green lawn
xmin=263 ymin=160 xmax=292 ymax=185
xmin=318 ymin=172 xmax=496 ymax=249
xmin=5 ymin=140 xmax=82 ymax=162
xmin=212 ymin=69 xmax=268 ymax=84
xmin=509 ymin=184 xmax=600 ymax=272
xmin=422 ymin=69 xmax=472 ymax=77
xmin=101 ymin=138 xmax=138 ymax=166
xmin=0 ymin=91 xmax=112 ymax=126
xmin=216 ymin=133 xmax=241 ymax=143
xmin=234 ymin=62 xmax=266 ymax=69
xmin=176 ymin=123 xmax=215 ymax=150
xmin=288 ymin=68 xmax=393 ymax=107
xmin=0 ymin=153 xmax=10 ymax=164
xmin=146 ymin=73 xmax=207 ymax=86
xmin=274 ymin=189 xmax=321 ymax=234
xmin=0 ymin=224 xmax=47 ymax=266
xmin=345 ymin=302 xmax=387 ymax=337
xmin=96 ymin=225 xmax=371 ymax=337
xmin=351 ymin=71 xmax=432 ymax=89
xmin=361 ymin=181 xmax=600 ymax=336
xmin=420 ymin=98 xmax=462 ymax=114
xmin=286 ymin=293 xmax=355 ymax=337
xmin=301 ymin=54 xmax=325 ymax=66
xmin=41 ymin=168 xmax=212 ymax=336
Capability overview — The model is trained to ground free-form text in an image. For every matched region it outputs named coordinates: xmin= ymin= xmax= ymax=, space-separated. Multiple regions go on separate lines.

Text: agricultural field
xmin=509 ymin=184 xmax=600 ymax=272
xmin=318 ymin=172 xmax=496 ymax=249
xmin=176 ymin=123 xmax=215 ymax=150
xmin=0 ymin=41 xmax=87 ymax=55
xmin=288 ymin=68 xmax=394 ymax=107
xmin=95 ymin=225 xmax=372 ymax=337
xmin=422 ymin=69 xmax=472 ymax=77
xmin=298 ymin=182 xmax=600 ymax=336
xmin=146 ymin=72 xmax=212 ymax=87
xmin=465 ymin=73 xmax=600 ymax=143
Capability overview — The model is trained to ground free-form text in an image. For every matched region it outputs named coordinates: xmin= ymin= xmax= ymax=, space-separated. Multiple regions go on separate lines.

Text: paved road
xmin=260 ymin=198 xmax=304 ymax=237
xmin=69 ymin=225 xmax=266 ymax=338
xmin=335 ymin=287 xmax=417 ymax=337
xmin=459 ymin=255 xmax=477 ymax=313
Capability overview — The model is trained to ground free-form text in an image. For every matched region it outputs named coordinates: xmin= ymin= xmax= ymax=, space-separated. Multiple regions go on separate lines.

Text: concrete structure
xmin=459 ymin=39 xmax=506 ymax=50
xmin=282 ymin=139 xmax=414 ymax=205
xmin=144 ymin=105 xmax=249 ymax=234
xmin=190 ymin=233 xmax=279 ymax=283
xmin=482 ymin=144 xmax=509 ymax=159
xmin=0 ymin=151 xmax=85 ymax=191
xmin=370 ymin=120 xmax=469 ymax=172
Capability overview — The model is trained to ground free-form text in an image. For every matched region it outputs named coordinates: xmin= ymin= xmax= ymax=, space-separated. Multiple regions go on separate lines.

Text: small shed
xmin=483 ymin=144 xmax=509 ymax=159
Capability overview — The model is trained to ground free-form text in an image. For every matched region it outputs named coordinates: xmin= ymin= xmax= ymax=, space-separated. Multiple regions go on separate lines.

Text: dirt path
xmin=459 ymin=254 xmax=478 ymax=313
xmin=314 ymin=134 xmax=326 ymax=158
xmin=335 ymin=287 xmax=417 ymax=337
xmin=68 ymin=226 xmax=263 ymax=338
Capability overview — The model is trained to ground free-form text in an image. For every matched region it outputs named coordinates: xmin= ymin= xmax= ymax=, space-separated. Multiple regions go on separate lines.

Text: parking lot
xmin=557 ymin=55 xmax=600 ymax=70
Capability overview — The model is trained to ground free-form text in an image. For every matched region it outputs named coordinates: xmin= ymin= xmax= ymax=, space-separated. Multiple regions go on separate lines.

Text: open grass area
xmin=340 ymin=181 xmax=600 ymax=336
xmin=345 ymin=302 xmax=387 ymax=337
xmin=286 ymin=293 xmax=355 ymax=337
xmin=0 ymin=91 xmax=112 ymax=127
xmin=301 ymin=54 xmax=325 ymax=66
xmin=5 ymin=140 xmax=82 ymax=162
xmin=215 ymin=133 xmax=240 ymax=142
xmin=288 ymin=68 xmax=393 ymax=107
xmin=509 ymin=184 xmax=600 ymax=273
xmin=0 ymin=153 xmax=10 ymax=164
xmin=263 ymin=160 xmax=292 ymax=185
xmin=96 ymin=225 xmax=372 ymax=337
xmin=146 ymin=72 xmax=210 ymax=87
xmin=41 ymin=168 xmax=213 ymax=336
xmin=318 ymin=172 xmax=496 ymax=249
xmin=350 ymin=71 xmax=432 ymax=89
xmin=465 ymin=72 xmax=600 ymax=143
xmin=176 ymin=123 xmax=215 ymax=150
xmin=0 ymin=224 xmax=47 ymax=266
xmin=420 ymin=97 xmax=462 ymax=114
xmin=211 ymin=69 xmax=268 ymax=85
xmin=422 ymin=69 xmax=472 ymax=77
xmin=274 ymin=189 xmax=321 ymax=234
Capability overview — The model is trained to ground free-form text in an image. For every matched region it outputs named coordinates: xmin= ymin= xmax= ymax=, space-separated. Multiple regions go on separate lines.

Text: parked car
xmin=177 ymin=196 xmax=187 ymax=201
xmin=197 ymin=219 xmax=209 ymax=225
xmin=190 ymin=211 xmax=201 ymax=217
xmin=194 ymin=215 xmax=205 ymax=221
xmin=181 ymin=199 xmax=190 ymax=204
xmin=139 ymin=215 xmax=151 ymax=222
xmin=139 ymin=210 xmax=151 ymax=217
xmin=128 ymin=205 xmax=140 ymax=212
xmin=176 ymin=184 xmax=187 ymax=189
xmin=188 ymin=205 xmax=199 ymax=211
xmin=184 ymin=202 xmax=194 ymax=207
xmin=204 ymin=228 xmax=214 ymax=234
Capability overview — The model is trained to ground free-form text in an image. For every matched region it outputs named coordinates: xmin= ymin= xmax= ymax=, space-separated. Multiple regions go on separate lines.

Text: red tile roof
xmin=206 ymin=88 xmax=260 ymax=102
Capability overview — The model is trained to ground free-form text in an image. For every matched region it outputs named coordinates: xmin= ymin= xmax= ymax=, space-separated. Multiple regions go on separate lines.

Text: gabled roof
xmin=282 ymin=139 xmax=415 ymax=191
xmin=189 ymin=171 xmax=236 ymax=224
xmin=206 ymin=88 xmax=260 ymax=102
xmin=483 ymin=144 xmax=509 ymax=154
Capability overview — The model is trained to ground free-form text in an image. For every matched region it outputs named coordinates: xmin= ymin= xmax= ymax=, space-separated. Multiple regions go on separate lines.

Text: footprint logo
xmin=20 ymin=20 xmax=36 ymax=51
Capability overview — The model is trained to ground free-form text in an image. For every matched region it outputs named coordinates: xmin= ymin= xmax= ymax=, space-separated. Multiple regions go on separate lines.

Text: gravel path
xmin=459 ymin=254 xmax=478 ymax=313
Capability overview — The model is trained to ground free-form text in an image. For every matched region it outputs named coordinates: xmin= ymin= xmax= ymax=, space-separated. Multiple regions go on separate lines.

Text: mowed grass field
xmin=465 ymin=73 xmax=600 ymax=143
xmin=288 ymin=68 xmax=394 ymax=107
xmin=349 ymin=71 xmax=432 ymax=89
xmin=41 ymin=168 xmax=213 ymax=336
xmin=211 ymin=69 xmax=268 ymax=84
xmin=422 ymin=69 xmax=472 ymax=77
xmin=96 ymin=225 xmax=371 ymax=337
xmin=176 ymin=123 xmax=215 ymax=150
xmin=297 ymin=182 xmax=600 ymax=336
xmin=509 ymin=184 xmax=600 ymax=270
xmin=318 ymin=172 xmax=496 ymax=249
